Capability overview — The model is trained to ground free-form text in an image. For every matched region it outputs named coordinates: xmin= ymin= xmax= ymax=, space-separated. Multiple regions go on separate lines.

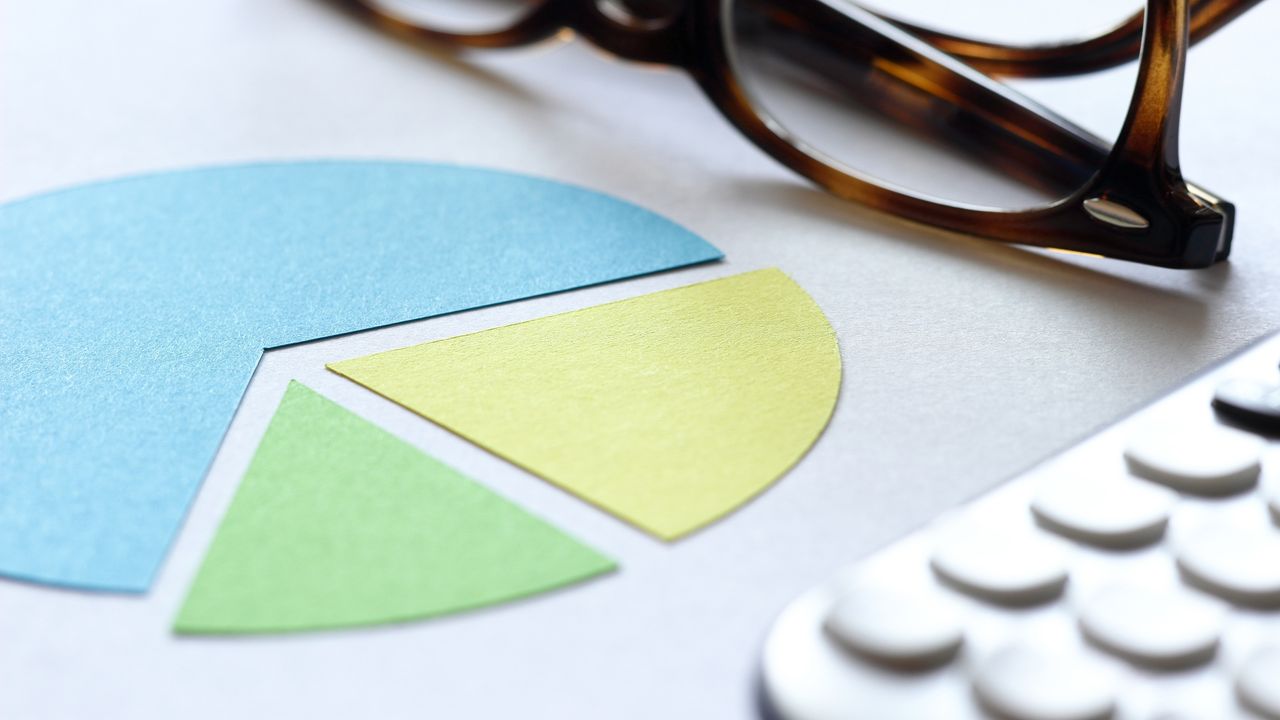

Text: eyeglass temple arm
xmin=871 ymin=0 xmax=1262 ymax=77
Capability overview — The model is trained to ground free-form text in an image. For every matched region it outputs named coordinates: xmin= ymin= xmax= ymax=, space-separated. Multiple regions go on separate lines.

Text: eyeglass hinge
xmin=1081 ymin=197 xmax=1150 ymax=230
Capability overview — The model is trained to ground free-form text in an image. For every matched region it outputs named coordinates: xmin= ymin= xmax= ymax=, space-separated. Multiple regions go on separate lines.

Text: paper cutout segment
xmin=330 ymin=268 xmax=841 ymax=540
xmin=0 ymin=161 xmax=719 ymax=592
xmin=175 ymin=382 xmax=615 ymax=634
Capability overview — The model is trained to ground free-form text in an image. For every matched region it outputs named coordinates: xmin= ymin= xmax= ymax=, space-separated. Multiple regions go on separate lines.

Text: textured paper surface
xmin=175 ymin=382 xmax=615 ymax=634
xmin=0 ymin=161 xmax=720 ymax=592
xmin=330 ymin=269 xmax=841 ymax=540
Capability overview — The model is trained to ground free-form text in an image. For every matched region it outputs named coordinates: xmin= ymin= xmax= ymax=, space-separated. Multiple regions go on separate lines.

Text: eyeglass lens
xmin=727 ymin=0 xmax=1142 ymax=210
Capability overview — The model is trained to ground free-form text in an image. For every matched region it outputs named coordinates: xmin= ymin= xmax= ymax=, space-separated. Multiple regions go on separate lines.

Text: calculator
xmin=759 ymin=330 xmax=1280 ymax=719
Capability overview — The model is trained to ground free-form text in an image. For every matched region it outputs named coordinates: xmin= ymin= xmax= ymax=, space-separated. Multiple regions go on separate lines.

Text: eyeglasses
xmin=331 ymin=0 xmax=1263 ymax=268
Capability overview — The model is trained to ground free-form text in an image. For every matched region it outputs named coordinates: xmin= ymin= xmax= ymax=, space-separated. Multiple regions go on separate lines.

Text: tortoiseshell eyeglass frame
xmin=332 ymin=0 xmax=1264 ymax=268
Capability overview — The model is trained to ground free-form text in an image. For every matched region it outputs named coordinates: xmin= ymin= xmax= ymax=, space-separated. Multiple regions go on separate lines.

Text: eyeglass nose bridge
xmin=566 ymin=0 xmax=693 ymax=65
xmin=595 ymin=0 xmax=684 ymax=29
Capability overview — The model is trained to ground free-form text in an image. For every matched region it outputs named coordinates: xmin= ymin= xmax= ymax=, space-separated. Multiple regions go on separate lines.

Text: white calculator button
xmin=1078 ymin=585 xmax=1222 ymax=669
xmin=973 ymin=645 xmax=1116 ymax=720
xmin=1124 ymin=423 xmax=1262 ymax=495
xmin=822 ymin=587 xmax=963 ymax=670
xmin=1176 ymin=524 xmax=1280 ymax=607
xmin=931 ymin=529 xmax=1068 ymax=605
xmin=1237 ymin=645 xmax=1280 ymax=719
xmin=1031 ymin=475 xmax=1176 ymax=548
xmin=931 ymin=525 xmax=1070 ymax=602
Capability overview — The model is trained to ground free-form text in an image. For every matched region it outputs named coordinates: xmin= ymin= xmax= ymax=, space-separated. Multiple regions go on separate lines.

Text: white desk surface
xmin=3 ymin=2 xmax=1279 ymax=718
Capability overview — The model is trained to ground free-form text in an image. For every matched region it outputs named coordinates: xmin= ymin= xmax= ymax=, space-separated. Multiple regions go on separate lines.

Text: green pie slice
xmin=175 ymin=381 xmax=615 ymax=634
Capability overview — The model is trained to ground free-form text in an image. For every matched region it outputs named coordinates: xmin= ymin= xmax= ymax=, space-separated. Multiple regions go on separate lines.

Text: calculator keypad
xmin=760 ymin=333 xmax=1280 ymax=720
